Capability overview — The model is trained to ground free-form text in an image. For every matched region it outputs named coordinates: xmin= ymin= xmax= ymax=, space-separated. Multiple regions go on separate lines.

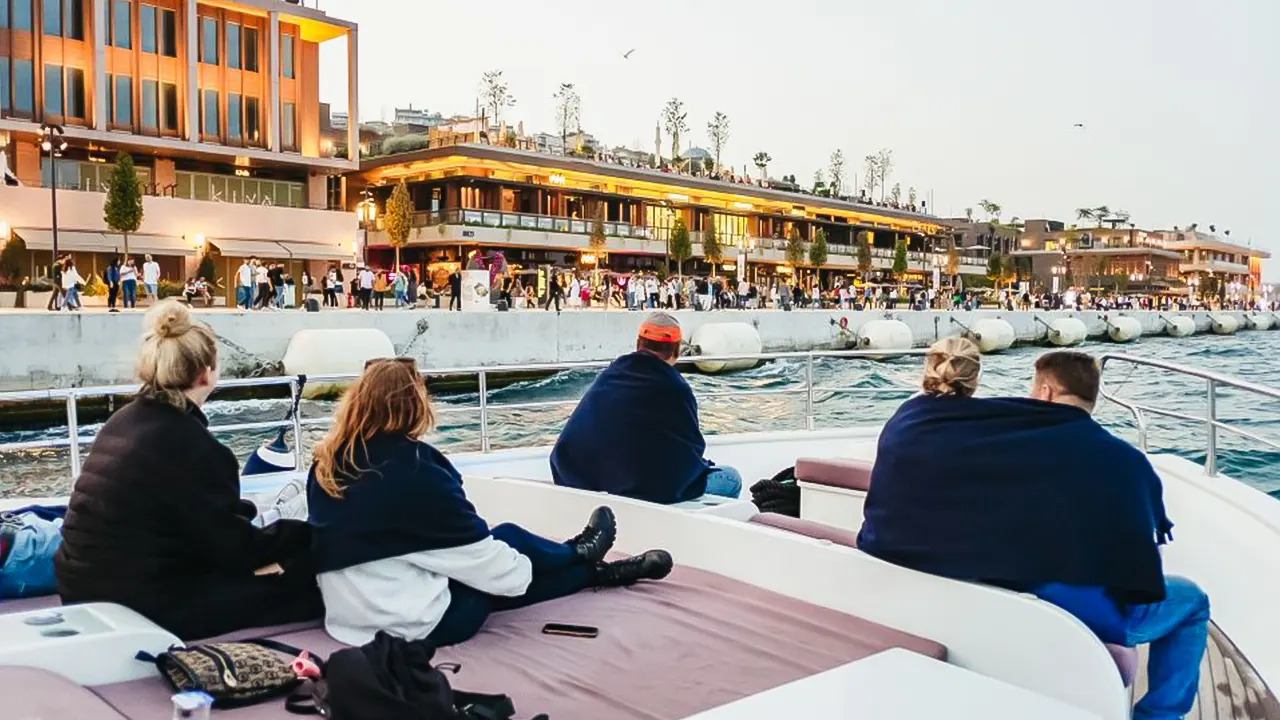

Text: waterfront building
xmin=1010 ymin=219 xmax=1185 ymax=295
xmin=0 ymin=0 xmax=359 ymax=303
xmin=348 ymin=143 xmax=979 ymax=292
xmin=1147 ymin=228 xmax=1269 ymax=302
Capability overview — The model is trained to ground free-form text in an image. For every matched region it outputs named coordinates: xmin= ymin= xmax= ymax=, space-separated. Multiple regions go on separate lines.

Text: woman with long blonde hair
xmin=55 ymin=300 xmax=321 ymax=639
xmin=307 ymin=358 xmax=674 ymax=647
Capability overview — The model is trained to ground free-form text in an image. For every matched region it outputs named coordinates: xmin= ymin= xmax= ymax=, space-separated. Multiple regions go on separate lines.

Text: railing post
xmin=478 ymin=370 xmax=491 ymax=453
xmin=1206 ymin=379 xmax=1217 ymax=477
xmin=805 ymin=353 xmax=815 ymax=431
xmin=290 ymin=378 xmax=306 ymax=471
xmin=66 ymin=394 xmax=82 ymax=482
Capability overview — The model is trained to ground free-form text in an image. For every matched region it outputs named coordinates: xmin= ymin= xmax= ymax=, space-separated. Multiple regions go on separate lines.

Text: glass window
xmin=281 ymin=33 xmax=294 ymax=79
xmin=243 ymin=26 xmax=259 ymax=72
xmin=0 ymin=58 xmax=8 ymax=113
xmin=202 ymin=88 xmax=217 ymax=138
xmin=226 ymin=22 xmax=240 ymax=69
xmin=13 ymin=0 xmax=32 ymax=29
xmin=65 ymin=66 xmax=84 ymax=118
xmin=112 ymin=74 xmax=131 ymax=125
xmin=139 ymin=4 xmax=155 ymax=52
xmin=227 ymin=92 xmax=241 ymax=142
xmin=282 ymin=101 xmax=295 ymax=149
xmin=64 ymin=0 xmax=83 ymax=39
xmin=160 ymin=81 xmax=177 ymax=131
xmin=42 ymin=0 xmax=60 ymax=35
xmin=200 ymin=16 xmax=217 ymax=64
xmin=13 ymin=59 xmax=33 ymax=115
xmin=0 ymin=0 xmax=8 ymax=27
xmin=159 ymin=8 xmax=176 ymax=56
xmin=140 ymin=78 xmax=157 ymax=129
xmin=244 ymin=96 xmax=259 ymax=144
xmin=111 ymin=0 xmax=130 ymax=48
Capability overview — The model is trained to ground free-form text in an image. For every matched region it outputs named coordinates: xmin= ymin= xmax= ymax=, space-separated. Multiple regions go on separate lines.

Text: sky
xmin=316 ymin=0 xmax=1280 ymax=277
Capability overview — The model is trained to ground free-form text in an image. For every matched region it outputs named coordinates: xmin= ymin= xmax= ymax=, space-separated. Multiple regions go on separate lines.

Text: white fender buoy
xmin=1164 ymin=316 xmax=1196 ymax=338
xmin=1246 ymin=314 xmax=1274 ymax=331
xmin=970 ymin=318 xmax=1015 ymax=353
xmin=1211 ymin=314 xmax=1240 ymax=335
xmin=1046 ymin=318 xmax=1087 ymax=347
xmin=856 ymin=319 xmax=914 ymax=353
xmin=1106 ymin=316 xmax=1143 ymax=343
xmin=283 ymin=328 xmax=397 ymax=398
xmin=691 ymin=322 xmax=763 ymax=373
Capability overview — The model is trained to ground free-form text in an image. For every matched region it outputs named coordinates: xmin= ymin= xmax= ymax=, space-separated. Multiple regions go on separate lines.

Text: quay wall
xmin=0 ymin=309 xmax=1255 ymax=392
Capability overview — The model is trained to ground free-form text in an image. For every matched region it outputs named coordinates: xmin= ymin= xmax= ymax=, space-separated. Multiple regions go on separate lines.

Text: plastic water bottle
xmin=171 ymin=691 xmax=213 ymax=720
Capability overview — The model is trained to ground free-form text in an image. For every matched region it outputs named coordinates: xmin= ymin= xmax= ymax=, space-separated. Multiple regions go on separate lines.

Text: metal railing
xmin=1098 ymin=353 xmax=1280 ymax=476
xmin=0 ymin=349 xmax=928 ymax=481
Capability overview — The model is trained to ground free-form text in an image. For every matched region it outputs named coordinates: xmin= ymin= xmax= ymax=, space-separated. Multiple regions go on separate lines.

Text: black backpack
xmin=287 ymin=632 xmax=543 ymax=720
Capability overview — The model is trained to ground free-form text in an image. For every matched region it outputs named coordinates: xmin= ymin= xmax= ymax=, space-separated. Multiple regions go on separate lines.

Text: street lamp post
xmin=357 ymin=189 xmax=376 ymax=266
xmin=39 ymin=124 xmax=68 ymax=274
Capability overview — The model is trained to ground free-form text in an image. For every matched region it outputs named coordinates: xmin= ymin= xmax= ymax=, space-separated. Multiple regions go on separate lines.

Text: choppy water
xmin=3 ymin=332 xmax=1280 ymax=499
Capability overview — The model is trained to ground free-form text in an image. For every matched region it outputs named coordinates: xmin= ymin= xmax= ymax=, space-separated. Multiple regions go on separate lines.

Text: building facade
xmin=1010 ymin=220 xmax=1184 ymax=295
xmin=0 ymin=0 xmax=359 ymax=302
xmin=1148 ymin=229 xmax=1269 ymax=302
xmin=349 ymin=144 xmax=982 ymax=292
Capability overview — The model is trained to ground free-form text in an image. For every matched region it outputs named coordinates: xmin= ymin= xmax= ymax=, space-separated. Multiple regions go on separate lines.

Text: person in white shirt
xmin=254 ymin=263 xmax=271 ymax=310
xmin=357 ymin=265 xmax=375 ymax=310
xmin=645 ymin=275 xmax=658 ymax=309
xmin=142 ymin=255 xmax=161 ymax=303
xmin=306 ymin=358 xmax=673 ymax=647
xmin=60 ymin=259 xmax=84 ymax=311
xmin=119 ymin=259 xmax=139 ymax=309
xmin=236 ymin=259 xmax=255 ymax=310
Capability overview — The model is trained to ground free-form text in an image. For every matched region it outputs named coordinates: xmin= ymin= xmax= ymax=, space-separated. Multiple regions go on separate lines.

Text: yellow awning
xmin=15 ymin=229 xmax=196 ymax=256
xmin=210 ymin=238 xmax=353 ymax=261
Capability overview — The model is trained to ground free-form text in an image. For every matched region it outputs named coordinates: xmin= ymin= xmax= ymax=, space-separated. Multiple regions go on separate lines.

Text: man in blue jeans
xmin=550 ymin=312 xmax=742 ymax=504
xmin=1028 ymin=353 xmax=1209 ymax=720
xmin=1 ymin=508 xmax=65 ymax=599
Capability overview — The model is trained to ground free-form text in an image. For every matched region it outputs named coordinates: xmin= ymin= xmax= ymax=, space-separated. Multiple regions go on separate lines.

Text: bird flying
xmin=623 ymin=49 xmax=637 ymax=59
xmin=1072 ymin=123 xmax=1085 ymax=128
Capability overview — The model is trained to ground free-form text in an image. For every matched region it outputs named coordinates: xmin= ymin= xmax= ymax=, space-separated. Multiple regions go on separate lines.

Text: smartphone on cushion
xmin=541 ymin=623 xmax=598 ymax=638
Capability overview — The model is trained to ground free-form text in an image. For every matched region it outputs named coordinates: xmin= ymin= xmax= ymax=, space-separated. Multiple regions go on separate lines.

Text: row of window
xmin=199 ymin=16 xmax=265 ymax=72
xmin=39 ymin=0 xmax=85 ymax=39
xmin=174 ymin=170 xmax=304 ymax=208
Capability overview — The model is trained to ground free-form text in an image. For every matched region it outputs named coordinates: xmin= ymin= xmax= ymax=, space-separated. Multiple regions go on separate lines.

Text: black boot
xmin=566 ymin=506 xmax=616 ymax=564
xmin=593 ymin=550 xmax=673 ymax=588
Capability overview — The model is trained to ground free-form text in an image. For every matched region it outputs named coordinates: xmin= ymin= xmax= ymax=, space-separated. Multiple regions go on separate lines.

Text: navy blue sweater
xmin=858 ymin=394 xmax=1172 ymax=605
xmin=551 ymin=351 xmax=710 ymax=504
xmin=307 ymin=435 xmax=490 ymax=574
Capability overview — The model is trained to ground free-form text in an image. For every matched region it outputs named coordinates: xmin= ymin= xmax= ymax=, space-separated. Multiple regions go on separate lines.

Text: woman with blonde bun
xmin=55 ymin=299 xmax=322 ymax=639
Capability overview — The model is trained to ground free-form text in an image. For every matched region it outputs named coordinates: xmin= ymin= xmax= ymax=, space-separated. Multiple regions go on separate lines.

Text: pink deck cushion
xmin=794 ymin=457 xmax=874 ymax=491
xmin=89 ymin=565 xmax=945 ymax=720
xmin=749 ymin=512 xmax=859 ymax=548
xmin=1 ymin=667 xmax=128 ymax=719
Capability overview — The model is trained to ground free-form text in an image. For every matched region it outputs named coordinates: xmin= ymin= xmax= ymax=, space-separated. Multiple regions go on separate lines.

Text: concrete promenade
xmin=0 ymin=306 xmax=1258 ymax=392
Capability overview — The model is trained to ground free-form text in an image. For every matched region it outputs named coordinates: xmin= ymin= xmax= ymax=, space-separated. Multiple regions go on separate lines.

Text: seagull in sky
xmin=1072 ymin=123 xmax=1086 ymax=129
xmin=622 ymin=48 xmax=637 ymax=60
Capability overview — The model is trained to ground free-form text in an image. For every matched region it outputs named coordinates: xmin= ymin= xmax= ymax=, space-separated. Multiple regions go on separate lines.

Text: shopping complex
xmin=0 ymin=0 xmax=1270 ymax=306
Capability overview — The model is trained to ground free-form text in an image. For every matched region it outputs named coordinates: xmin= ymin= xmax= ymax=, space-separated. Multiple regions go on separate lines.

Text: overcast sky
xmin=317 ymin=0 xmax=1280 ymax=276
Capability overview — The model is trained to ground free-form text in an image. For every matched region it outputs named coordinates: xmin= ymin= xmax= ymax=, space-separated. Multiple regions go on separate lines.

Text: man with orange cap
xmin=550 ymin=312 xmax=742 ymax=504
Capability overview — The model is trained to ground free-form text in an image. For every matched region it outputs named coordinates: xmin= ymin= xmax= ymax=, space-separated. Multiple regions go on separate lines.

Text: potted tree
xmin=0 ymin=233 xmax=25 ymax=308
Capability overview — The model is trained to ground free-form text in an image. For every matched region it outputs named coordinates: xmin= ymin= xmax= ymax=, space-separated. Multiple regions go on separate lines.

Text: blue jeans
xmin=704 ymin=466 xmax=743 ymax=498
xmin=122 ymin=280 xmax=137 ymax=308
xmin=236 ymin=286 xmax=251 ymax=309
xmin=62 ymin=286 xmax=79 ymax=310
xmin=275 ymin=285 xmax=286 ymax=308
xmin=426 ymin=523 xmax=592 ymax=647
xmin=145 ymin=282 xmax=158 ymax=300
xmin=1038 ymin=577 xmax=1209 ymax=720
xmin=0 ymin=513 xmax=63 ymax=599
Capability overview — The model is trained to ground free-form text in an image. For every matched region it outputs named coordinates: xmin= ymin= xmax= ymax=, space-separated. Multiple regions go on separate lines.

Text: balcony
xmin=370 ymin=209 xmax=987 ymax=274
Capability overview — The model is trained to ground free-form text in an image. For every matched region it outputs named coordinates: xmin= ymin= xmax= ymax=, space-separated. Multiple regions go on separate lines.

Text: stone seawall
xmin=0 ymin=308 xmax=1258 ymax=392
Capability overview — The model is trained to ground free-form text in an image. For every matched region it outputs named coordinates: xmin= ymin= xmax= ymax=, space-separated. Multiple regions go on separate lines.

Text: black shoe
xmin=567 ymin=506 xmax=616 ymax=564
xmin=593 ymin=550 xmax=673 ymax=588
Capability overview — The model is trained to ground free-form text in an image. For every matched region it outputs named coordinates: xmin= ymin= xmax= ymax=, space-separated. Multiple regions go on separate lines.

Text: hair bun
xmin=144 ymin=299 xmax=193 ymax=339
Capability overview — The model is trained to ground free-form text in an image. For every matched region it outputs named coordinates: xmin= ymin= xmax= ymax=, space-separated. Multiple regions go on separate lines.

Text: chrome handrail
xmin=0 ymin=349 xmax=929 ymax=482
xmin=1098 ymin=353 xmax=1280 ymax=476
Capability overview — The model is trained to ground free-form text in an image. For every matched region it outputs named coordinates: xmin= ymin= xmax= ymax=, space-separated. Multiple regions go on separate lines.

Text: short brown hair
xmin=1034 ymin=351 xmax=1101 ymax=405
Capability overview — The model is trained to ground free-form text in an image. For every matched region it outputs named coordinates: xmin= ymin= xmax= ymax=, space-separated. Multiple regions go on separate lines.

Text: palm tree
xmin=753 ymin=151 xmax=771 ymax=182
xmin=1091 ymin=205 xmax=1111 ymax=228
xmin=978 ymin=199 xmax=1002 ymax=223
xmin=1075 ymin=208 xmax=1096 ymax=225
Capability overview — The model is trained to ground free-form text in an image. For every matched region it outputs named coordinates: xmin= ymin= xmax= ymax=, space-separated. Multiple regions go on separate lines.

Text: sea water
xmin=2 ymin=332 xmax=1279 ymax=499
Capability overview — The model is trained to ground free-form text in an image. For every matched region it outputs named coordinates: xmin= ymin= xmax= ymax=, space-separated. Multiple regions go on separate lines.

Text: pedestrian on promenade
xmin=120 ymin=258 xmax=139 ymax=309
xmin=358 ymin=264 xmax=374 ymax=311
xmin=545 ymin=275 xmax=564 ymax=313
xmin=394 ymin=268 xmax=409 ymax=308
xmin=449 ymin=269 xmax=462 ymax=311
xmin=254 ymin=261 xmax=272 ymax=310
xmin=61 ymin=258 xmax=84 ymax=312
xmin=142 ymin=255 xmax=161 ymax=303
xmin=47 ymin=255 xmax=66 ymax=311
xmin=373 ymin=271 xmax=388 ymax=310
xmin=236 ymin=258 xmax=254 ymax=310
xmin=106 ymin=257 xmax=121 ymax=313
